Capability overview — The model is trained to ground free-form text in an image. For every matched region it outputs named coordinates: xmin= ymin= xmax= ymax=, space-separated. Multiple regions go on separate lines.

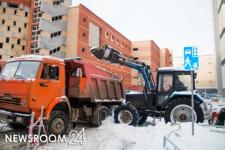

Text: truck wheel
xmin=138 ymin=115 xmax=148 ymax=125
xmin=217 ymin=112 xmax=225 ymax=126
xmin=165 ymin=99 xmax=204 ymax=123
xmin=114 ymin=104 xmax=139 ymax=125
xmin=91 ymin=106 xmax=109 ymax=127
xmin=46 ymin=111 xmax=68 ymax=135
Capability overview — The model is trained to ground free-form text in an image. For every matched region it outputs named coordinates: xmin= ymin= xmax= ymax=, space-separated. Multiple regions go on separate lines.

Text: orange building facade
xmin=131 ymin=40 xmax=160 ymax=91
xmin=66 ymin=4 xmax=132 ymax=90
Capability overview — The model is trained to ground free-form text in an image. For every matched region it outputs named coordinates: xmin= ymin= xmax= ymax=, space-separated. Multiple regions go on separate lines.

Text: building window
xmin=22 ymin=45 xmax=25 ymax=50
xmin=14 ymin=9 xmax=17 ymax=15
xmin=50 ymin=47 xmax=61 ymax=54
xmin=24 ymin=23 xmax=27 ymax=28
xmin=2 ymin=19 xmax=5 ymax=24
xmin=3 ymin=8 xmax=6 ymax=13
xmin=111 ymin=36 xmax=114 ymax=42
xmin=7 ymin=26 xmax=10 ymax=31
xmin=13 ymin=21 xmax=16 ymax=26
xmin=133 ymin=48 xmax=139 ymax=51
xmin=17 ymin=39 xmax=20 ymax=44
xmin=25 ymin=12 xmax=28 ymax=17
xmin=0 ymin=43 xmax=3 ymax=48
xmin=18 ymin=27 xmax=21 ymax=33
xmin=83 ymin=17 xmax=86 ymax=23
xmin=52 ymin=15 xmax=63 ymax=21
xmin=116 ymin=39 xmax=119 ymax=45
xmin=6 ymin=37 xmax=9 ymax=43
xmin=105 ymin=31 xmax=109 ymax=38
xmin=10 ymin=56 xmax=13 ymax=58
xmin=53 ymin=0 xmax=64 ymax=5
xmin=50 ymin=31 xmax=61 ymax=38
xmin=0 ymin=55 xmax=2 ymax=60
xmin=9 ymin=3 xmax=18 ymax=8
xmin=133 ymin=57 xmax=138 ymax=60
xmin=82 ymin=48 xmax=85 ymax=52
xmin=82 ymin=32 xmax=86 ymax=38
xmin=11 ymin=44 xmax=14 ymax=49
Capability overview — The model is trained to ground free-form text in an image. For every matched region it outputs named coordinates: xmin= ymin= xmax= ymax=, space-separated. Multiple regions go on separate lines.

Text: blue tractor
xmin=91 ymin=45 xmax=211 ymax=125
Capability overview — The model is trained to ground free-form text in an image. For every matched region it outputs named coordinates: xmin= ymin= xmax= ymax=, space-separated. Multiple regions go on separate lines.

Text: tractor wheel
xmin=114 ymin=104 xmax=139 ymax=126
xmin=91 ymin=105 xmax=109 ymax=127
xmin=46 ymin=111 xmax=68 ymax=135
xmin=164 ymin=98 xmax=204 ymax=123
xmin=217 ymin=111 xmax=225 ymax=126
xmin=138 ymin=115 xmax=148 ymax=125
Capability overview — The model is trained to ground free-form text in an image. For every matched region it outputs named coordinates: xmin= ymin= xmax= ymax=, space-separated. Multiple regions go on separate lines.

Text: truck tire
xmin=164 ymin=98 xmax=204 ymax=123
xmin=217 ymin=112 xmax=225 ymax=126
xmin=138 ymin=115 xmax=148 ymax=125
xmin=114 ymin=104 xmax=139 ymax=126
xmin=46 ymin=111 xmax=68 ymax=135
xmin=91 ymin=105 xmax=109 ymax=127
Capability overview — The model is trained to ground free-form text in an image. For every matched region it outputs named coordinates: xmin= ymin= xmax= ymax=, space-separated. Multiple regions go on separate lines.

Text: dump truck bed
xmin=64 ymin=59 xmax=124 ymax=102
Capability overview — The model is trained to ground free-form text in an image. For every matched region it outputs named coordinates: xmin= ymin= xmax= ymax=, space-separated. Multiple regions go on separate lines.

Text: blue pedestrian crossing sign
xmin=183 ymin=46 xmax=199 ymax=70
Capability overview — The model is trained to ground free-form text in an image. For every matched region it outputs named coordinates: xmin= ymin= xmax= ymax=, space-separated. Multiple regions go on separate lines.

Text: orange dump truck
xmin=0 ymin=55 xmax=124 ymax=135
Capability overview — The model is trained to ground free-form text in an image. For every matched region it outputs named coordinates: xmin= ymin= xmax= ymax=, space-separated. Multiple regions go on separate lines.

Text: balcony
xmin=40 ymin=1 xmax=67 ymax=17
xmin=39 ymin=18 xmax=67 ymax=33
xmin=39 ymin=36 xmax=65 ymax=50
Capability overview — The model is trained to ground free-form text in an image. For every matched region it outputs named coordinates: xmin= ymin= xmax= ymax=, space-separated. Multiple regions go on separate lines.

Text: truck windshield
xmin=0 ymin=61 xmax=40 ymax=80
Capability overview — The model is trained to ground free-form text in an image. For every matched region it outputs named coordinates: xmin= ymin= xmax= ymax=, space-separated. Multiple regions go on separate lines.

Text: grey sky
xmin=72 ymin=0 xmax=214 ymax=57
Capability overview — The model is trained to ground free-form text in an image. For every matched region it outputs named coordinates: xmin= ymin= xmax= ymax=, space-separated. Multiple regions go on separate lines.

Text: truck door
xmin=157 ymin=73 xmax=173 ymax=106
xmin=32 ymin=63 xmax=64 ymax=111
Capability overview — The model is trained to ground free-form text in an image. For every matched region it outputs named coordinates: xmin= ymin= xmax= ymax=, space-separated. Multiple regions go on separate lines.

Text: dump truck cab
xmin=0 ymin=55 xmax=66 ymax=125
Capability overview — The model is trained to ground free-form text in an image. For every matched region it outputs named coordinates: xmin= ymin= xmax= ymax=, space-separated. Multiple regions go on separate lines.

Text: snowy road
xmin=42 ymin=117 xmax=225 ymax=150
xmin=0 ymin=118 xmax=224 ymax=150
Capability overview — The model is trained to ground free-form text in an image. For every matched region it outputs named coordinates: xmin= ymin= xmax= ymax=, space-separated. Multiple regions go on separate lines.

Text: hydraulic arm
xmin=90 ymin=45 xmax=155 ymax=92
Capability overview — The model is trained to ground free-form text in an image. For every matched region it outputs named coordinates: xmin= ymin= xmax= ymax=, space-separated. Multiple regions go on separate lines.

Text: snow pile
xmin=45 ymin=118 xmax=225 ymax=150
xmin=168 ymin=123 xmax=225 ymax=150
xmin=205 ymin=98 xmax=225 ymax=112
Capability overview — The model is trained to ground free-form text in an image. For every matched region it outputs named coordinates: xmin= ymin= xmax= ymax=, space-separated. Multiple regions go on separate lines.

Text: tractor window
xmin=174 ymin=73 xmax=191 ymax=91
xmin=41 ymin=64 xmax=59 ymax=80
xmin=158 ymin=74 xmax=173 ymax=93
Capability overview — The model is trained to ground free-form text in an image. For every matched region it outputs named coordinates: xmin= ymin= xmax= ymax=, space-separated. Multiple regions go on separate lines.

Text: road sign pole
xmin=191 ymin=70 xmax=194 ymax=136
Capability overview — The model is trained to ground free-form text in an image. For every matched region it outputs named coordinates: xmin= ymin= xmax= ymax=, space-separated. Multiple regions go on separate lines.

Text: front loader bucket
xmin=90 ymin=45 xmax=123 ymax=64
xmin=90 ymin=47 xmax=106 ymax=60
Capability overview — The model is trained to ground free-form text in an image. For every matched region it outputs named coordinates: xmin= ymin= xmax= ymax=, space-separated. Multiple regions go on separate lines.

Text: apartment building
xmin=66 ymin=4 xmax=132 ymax=89
xmin=173 ymin=55 xmax=217 ymax=93
xmin=0 ymin=0 xmax=31 ymax=60
xmin=131 ymin=40 xmax=160 ymax=90
xmin=0 ymin=1 xmax=173 ymax=90
xmin=213 ymin=0 xmax=225 ymax=96
xmin=29 ymin=0 xmax=70 ymax=57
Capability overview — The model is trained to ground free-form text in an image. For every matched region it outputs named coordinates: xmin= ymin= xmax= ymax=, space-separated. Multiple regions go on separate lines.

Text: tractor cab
xmin=156 ymin=67 xmax=194 ymax=107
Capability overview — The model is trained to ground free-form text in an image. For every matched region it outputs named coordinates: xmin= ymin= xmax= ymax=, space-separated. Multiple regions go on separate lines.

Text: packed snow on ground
xmin=43 ymin=117 xmax=225 ymax=150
